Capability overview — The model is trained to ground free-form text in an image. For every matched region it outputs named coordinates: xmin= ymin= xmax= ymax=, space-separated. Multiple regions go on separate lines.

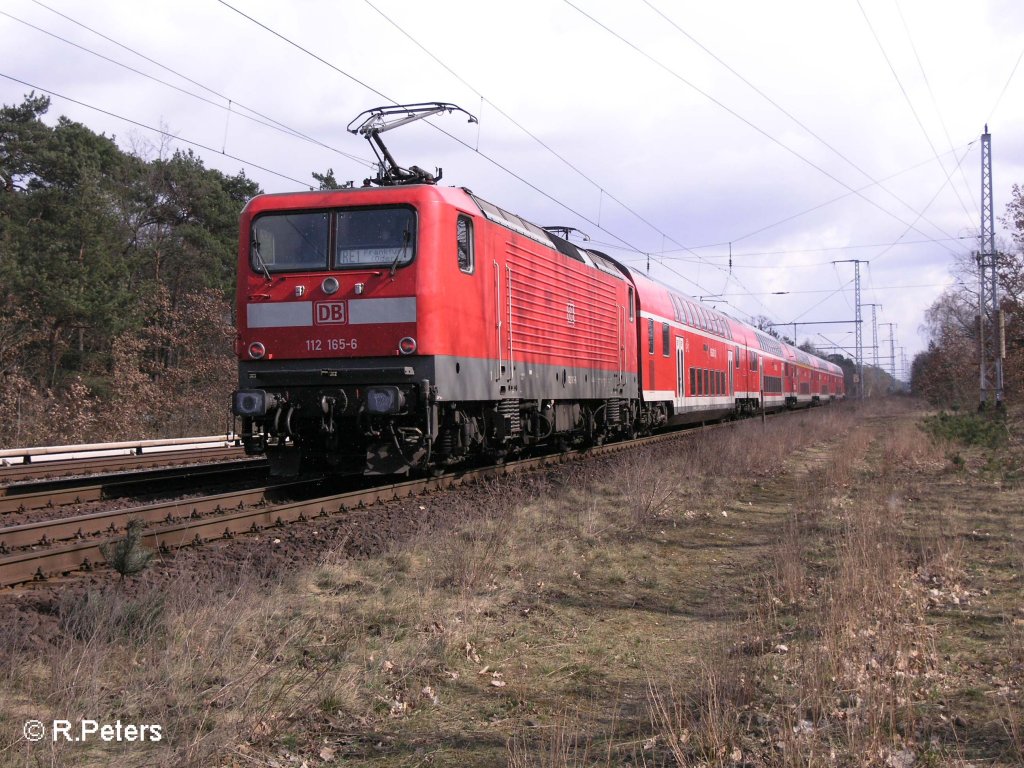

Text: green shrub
xmin=922 ymin=411 xmax=1008 ymax=449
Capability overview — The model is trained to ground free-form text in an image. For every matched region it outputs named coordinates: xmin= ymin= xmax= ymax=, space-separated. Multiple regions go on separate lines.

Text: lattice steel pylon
xmin=978 ymin=125 xmax=1004 ymax=409
xmin=835 ymin=260 xmax=864 ymax=398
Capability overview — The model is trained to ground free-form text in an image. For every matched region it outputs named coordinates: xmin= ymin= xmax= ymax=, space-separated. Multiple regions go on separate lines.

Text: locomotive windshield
xmin=335 ymin=207 xmax=415 ymax=268
xmin=250 ymin=207 xmax=415 ymax=273
xmin=251 ymin=212 xmax=329 ymax=272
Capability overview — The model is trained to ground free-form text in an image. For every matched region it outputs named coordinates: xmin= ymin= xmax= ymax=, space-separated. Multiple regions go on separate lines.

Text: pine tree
xmin=99 ymin=519 xmax=154 ymax=579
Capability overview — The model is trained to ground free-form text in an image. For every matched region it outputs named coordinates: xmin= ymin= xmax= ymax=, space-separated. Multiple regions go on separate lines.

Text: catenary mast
xmin=978 ymin=126 xmax=1004 ymax=409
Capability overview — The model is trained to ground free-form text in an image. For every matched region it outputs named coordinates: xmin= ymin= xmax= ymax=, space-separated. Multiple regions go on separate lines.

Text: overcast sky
xmin=3 ymin=0 xmax=1023 ymax=375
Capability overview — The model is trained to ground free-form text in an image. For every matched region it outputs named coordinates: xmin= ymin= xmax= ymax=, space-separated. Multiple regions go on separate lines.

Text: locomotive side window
xmin=662 ymin=323 xmax=670 ymax=357
xmin=335 ymin=207 xmax=416 ymax=268
xmin=252 ymin=212 xmax=329 ymax=272
xmin=628 ymin=286 xmax=635 ymax=321
xmin=648 ymin=318 xmax=655 ymax=354
xmin=456 ymin=215 xmax=474 ymax=273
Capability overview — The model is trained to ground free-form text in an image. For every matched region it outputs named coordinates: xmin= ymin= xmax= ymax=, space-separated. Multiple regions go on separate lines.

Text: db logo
xmin=315 ymin=301 xmax=346 ymax=324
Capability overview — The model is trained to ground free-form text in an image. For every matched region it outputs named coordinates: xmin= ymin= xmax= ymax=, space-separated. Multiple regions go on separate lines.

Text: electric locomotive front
xmin=231 ymin=182 xmax=643 ymax=477
xmin=232 ymin=185 xmax=456 ymax=475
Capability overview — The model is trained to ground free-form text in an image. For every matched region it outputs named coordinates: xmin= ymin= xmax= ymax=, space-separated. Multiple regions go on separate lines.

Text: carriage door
xmin=676 ymin=337 xmax=686 ymax=406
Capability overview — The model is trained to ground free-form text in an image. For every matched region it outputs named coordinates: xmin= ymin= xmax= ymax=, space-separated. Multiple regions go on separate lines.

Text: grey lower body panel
xmin=240 ymin=354 xmax=639 ymax=404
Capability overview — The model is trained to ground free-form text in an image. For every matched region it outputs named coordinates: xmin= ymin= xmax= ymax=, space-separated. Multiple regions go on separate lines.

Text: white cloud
xmin=2 ymin=0 xmax=1022 ymax=371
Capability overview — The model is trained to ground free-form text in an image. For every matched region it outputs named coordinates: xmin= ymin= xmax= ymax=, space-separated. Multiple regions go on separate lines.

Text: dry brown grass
xmin=5 ymin=399 xmax=1021 ymax=766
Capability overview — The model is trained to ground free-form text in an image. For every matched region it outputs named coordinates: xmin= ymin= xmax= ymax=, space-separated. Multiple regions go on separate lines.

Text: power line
xmin=687 ymin=281 xmax=956 ymax=297
xmin=684 ymin=140 xmax=977 ymax=249
xmin=892 ymin=0 xmax=979 ymax=219
xmin=855 ymin=0 xmax=975 ymax=224
xmin=9 ymin=3 xmax=375 ymax=171
xmin=648 ymin=235 xmax=970 ymax=264
xmin=987 ymin=39 xmax=1024 ymax=124
xmin=0 ymin=72 xmax=311 ymax=187
xmin=563 ymin=0 xmax=969 ymax=259
xmin=640 ymin=0 xmax=972 ymax=252
xmin=214 ymin=0 xmax=742 ymax=307
xmin=359 ymin=0 xmax=711 ymax=264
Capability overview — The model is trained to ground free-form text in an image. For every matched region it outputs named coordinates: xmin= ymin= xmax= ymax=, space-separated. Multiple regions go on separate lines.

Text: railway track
xmin=0 ymin=444 xmax=247 ymax=484
xmin=0 ymin=459 xmax=268 ymax=515
xmin=0 ymin=425 xmax=712 ymax=588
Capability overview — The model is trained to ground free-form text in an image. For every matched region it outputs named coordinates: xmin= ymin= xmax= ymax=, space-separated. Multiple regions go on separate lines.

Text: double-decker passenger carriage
xmin=231 ymin=103 xmax=844 ymax=476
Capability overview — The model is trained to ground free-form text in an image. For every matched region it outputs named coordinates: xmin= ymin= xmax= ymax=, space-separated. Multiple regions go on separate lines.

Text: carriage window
xmin=456 ymin=215 xmax=474 ymax=273
xmin=335 ymin=206 xmax=416 ymax=268
xmin=690 ymin=368 xmax=696 ymax=395
xmin=648 ymin=318 xmax=655 ymax=354
xmin=662 ymin=323 xmax=670 ymax=357
xmin=252 ymin=212 xmax=329 ymax=272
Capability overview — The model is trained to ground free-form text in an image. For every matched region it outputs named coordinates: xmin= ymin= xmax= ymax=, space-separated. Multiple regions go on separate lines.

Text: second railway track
xmin=0 ymin=414 xmax=784 ymax=589
xmin=0 ymin=459 xmax=269 ymax=515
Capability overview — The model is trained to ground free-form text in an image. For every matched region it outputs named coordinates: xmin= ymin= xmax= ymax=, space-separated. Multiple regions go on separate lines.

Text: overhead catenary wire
xmin=563 ymin=0 xmax=970 ymax=260
xmin=640 ymin=0 xmax=974 ymax=252
xmin=214 ymin=0 xmax=742 ymax=306
xmin=354 ymin=0 xmax=823 ymax=321
xmin=663 ymin=280 xmax=958 ymax=298
xmin=892 ymin=0 xmax=980 ymax=219
xmin=215 ymin=0 xmax=962 ymax=329
xmin=0 ymin=72 xmax=312 ymax=187
xmin=4 ymin=2 xmax=979 ymax=347
xmin=364 ymin=0 xmax=975 ymax=316
xmin=855 ymin=0 xmax=976 ymax=225
xmin=7 ymin=4 xmax=376 ymax=172
xmin=986 ymin=38 xmax=1024 ymax=125
xmin=359 ymin=0 xmax=709 ymax=263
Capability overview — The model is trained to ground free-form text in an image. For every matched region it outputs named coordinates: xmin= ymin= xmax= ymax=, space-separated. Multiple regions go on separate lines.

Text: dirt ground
xmin=0 ymin=398 xmax=1020 ymax=767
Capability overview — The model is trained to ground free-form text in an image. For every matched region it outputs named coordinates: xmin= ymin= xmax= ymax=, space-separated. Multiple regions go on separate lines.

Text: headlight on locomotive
xmin=365 ymin=386 xmax=406 ymax=415
xmin=233 ymin=389 xmax=269 ymax=417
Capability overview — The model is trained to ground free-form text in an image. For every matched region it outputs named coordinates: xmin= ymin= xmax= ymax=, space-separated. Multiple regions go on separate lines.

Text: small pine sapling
xmin=99 ymin=519 xmax=154 ymax=579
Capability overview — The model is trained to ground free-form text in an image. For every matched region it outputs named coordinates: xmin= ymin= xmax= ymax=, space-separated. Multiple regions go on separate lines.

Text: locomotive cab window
xmin=252 ymin=212 xmax=329 ymax=272
xmin=335 ymin=206 xmax=416 ymax=269
xmin=456 ymin=214 xmax=474 ymax=273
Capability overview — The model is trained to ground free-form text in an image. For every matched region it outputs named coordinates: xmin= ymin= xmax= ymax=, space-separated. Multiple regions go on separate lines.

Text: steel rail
xmin=0 ymin=434 xmax=241 ymax=461
xmin=0 ymin=413 xmax=791 ymax=588
xmin=0 ymin=445 xmax=247 ymax=485
xmin=0 ymin=459 xmax=268 ymax=515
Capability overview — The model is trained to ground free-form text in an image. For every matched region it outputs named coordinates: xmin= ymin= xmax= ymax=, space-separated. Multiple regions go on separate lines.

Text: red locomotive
xmin=231 ymin=104 xmax=845 ymax=476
